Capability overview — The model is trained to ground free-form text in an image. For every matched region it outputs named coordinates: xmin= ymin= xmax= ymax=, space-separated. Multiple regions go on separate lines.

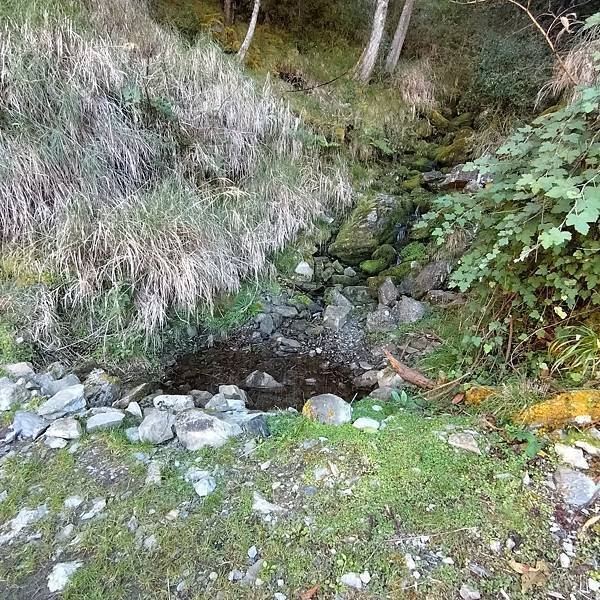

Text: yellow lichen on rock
xmin=464 ymin=386 xmax=496 ymax=406
xmin=518 ymin=390 xmax=600 ymax=429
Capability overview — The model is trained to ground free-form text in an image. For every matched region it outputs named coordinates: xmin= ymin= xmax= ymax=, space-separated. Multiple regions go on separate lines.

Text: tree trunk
xmin=237 ymin=0 xmax=260 ymax=62
xmin=355 ymin=0 xmax=389 ymax=84
xmin=224 ymin=0 xmax=234 ymax=26
xmin=384 ymin=0 xmax=415 ymax=74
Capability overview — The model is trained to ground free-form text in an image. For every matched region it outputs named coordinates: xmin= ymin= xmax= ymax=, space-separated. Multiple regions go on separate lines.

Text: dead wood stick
xmin=385 ymin=350 xmax=436 ymax=389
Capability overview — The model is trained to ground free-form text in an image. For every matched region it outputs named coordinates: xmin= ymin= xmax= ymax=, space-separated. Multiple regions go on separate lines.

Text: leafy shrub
xmin=549 ymin=325 xmax=600 ymax=382
xmin=419 ymin=82 xmax=600 ymax=361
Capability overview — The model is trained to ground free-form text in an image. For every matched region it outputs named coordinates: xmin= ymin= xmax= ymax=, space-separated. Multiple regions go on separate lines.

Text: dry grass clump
xmin=537 ymin=25 xmax=600 ymax=105
xmin=393 ymin=58 xmax=437 ymax=114
xmin=0 ymin=0 xmax=350 ymax=348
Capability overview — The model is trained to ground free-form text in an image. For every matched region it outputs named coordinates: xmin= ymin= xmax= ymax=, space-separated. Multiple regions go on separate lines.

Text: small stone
xmin=405 ymin=554 xmax=417 ymax=570
xmin=143 ymin=534 xmax=158 ymax=552
xmin=64 ymin=496 xmax=84 ymax=509
xmin=274 ymin=593 xmax=287 ymax=600
xmin=37 ymin=385 xmax=86 ymax=420
xmin=245 ymin=371 xmax=283 ymax=390
xmin=574 ymin=440 xmax=600 ymax=456
xmin=193 ymin=475 xmax=217 ymax=497
xmin=12 ymin=411 xmax=49 ymax=439
xmin=125 ymin=427 xmax=140 ymax=443
xmin=459 ymin=583 xmax=481 ymax=600
xmin=46 ymin=417 xmax=82 ymax=440
xmin=113 ymin=382 xmax=152 ymax=409
xmin=555 ymin=443 xmax=589 ymax=469
xmin=448 ymin=432 xmax=481 ymax=455
xmin=138 ymin=411 xmax=175 ymax=445
xmin=83 ymin=369 xmax=121 ymax=408
xmin=360 ymin=571 xmax=371 ymax=584
xmin=340 ymin=572 xmax=363 ymax=589
xmin=47 ymin=561 xmax=83 ymax=592
xmin=353 ymin=417 xmax=380 ymax=432
xmin=45 ymin=436 xmax=68 ymax=449
xmin=153 ymin=395 xmax=195 ymax=413
xmin=41 ymin=374 xmax=81 ymax=398
xmin=294 ymin=261 xmax=314 ymax=280
xmin=86 ymin=409 xmax=125 ymax=432
xmin=259 ymin=314 xmax=275 ymax=336
xmin=81 ymin=498 xmax=106 ymax=520
xmin=125 ymin=401 xmax=143 ymax=421
xmin=228 ymin=570 xmax=244 ymax=582
xmin=353 ymin=370 xmax=379 ymax=389
xmin=378 ymin=277 xmax=398 ymax=306
xmin=248 ymin=545 xmax=258 ymax=559
xmin=302 ymin=394 xmax=352 ymax=426
xmin=3 ymin=362 xmax=35 ymax=381
xmin=0 ymin=382 xmax=29 ymax=411
xmin=589 ymin=578 xmax=600 ymax=592
xmin=377 ymin=367 xmax=403 ymax=389
xmin=175 ymin=409 xmax=242 ymax=450
xmin=209 ymin=571 xmax=218 ymax=581
xmin=145 ymin=461 xmax=162 ymax=486
xmin=252 ymin=491 xmax=284 ymax=514
xmin=559 ymin=553 xmax=570 ymax=568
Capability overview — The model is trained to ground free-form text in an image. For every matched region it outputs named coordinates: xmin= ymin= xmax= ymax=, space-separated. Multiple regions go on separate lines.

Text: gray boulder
xmin=83 ymin=369 xmax=121 ymax=408
xmin=205 ymin=393 xmax=246 ymax=412
xmin=12 ymin=411 xmax=49 ymax=439
xmin=378 ymin=277 xmax=398 ymax=306
xmin=175 ymin=409 xmax=242 ymax=450
xmin=37 ymin=385 xmax=86 ymax=420
xmin=87 ymin=409 xmax=125 ymax=432
xmin=113 ymin=382 xmax=153 ymax=409
xmin=220 ymin=384 xmax=247 ymax=403
xmin=302 ymin=394 xmax=352 ymax=425
xmin=258 ymin=314 xmax=275 ymax=336
xmin=45 ymin=417 xmax=82 ymax=440
xmin=2 ymin=362 xmax=35 ymax=381
xmin=323 ymin=304 xmax=351 ymax=330
xmin=245 ymin=371 xmax=283 ymax=390
xmin=400 ymin=261 xmax=450 ymax=299
xmin=366 ymin=297 xmax=426 ymax=333
xmin=554 ymin=467 xmax=598 ymax=506
xmin=353 ymin=370 xmax=379 ymax=389
xmin=138 ymin=411 xmax=175 ymax=445
xmin=0 ymin=382 xmax=29 ymax=411
xmin=153 ymin=395 xmax=195 ymax=413
xmin=41 ymin=374 xmax=80 ymax=398
xmin=242 ymin=414 xmax=271 ymax=438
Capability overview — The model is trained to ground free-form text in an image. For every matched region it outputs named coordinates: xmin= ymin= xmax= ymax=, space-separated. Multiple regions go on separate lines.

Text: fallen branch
xmin=385 ymin=350 xmax=436 ymax=389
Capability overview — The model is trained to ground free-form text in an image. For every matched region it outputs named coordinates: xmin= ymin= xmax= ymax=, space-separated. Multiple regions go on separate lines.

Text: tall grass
xmin=0 ymin=0 xmax=350 ymax=353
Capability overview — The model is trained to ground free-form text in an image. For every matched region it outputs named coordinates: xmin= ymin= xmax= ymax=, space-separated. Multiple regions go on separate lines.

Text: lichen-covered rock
xmin=84 ymin=369 xmax=122 ymax=408
xmin=302 ymin=394 xmax=352 ymax=425
xmin=399 ymin=260 xmax=451 ymax=299
xmin=175 ymin=409 xmax=242 ymax=450
xmin=0 ymin=381 xmax=30 ymax=411
xmin=519 ymin=390 xmax=600 ymax=429
xmin=37 ymin=385 xmax=86 ymax=420
xmin=434 ymin=134 xmax=471 ymax=167
xmin=138 ymin=411 xmax=175 ymax=444
xmin=12 ymin=411 xmax=49 ymax=439
xmin=329 ymin=195 xmax=414 ymax=265
xmin=464 ymin=386 xmax=496 ymax=406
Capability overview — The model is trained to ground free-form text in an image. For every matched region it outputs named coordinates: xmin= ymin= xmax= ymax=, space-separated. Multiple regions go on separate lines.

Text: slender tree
xmin=223 ymin=0 xmax=234 ymax=26
xmin=355 ymin=0 xmax=389 ymax=84
xmin=237 ymin=0 xmax=261 ymax=62
xmin=384 ymin=0 xmax=415 ymax=74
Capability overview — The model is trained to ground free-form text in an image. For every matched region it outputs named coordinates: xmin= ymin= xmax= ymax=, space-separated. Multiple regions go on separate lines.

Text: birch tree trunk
xmin=224 ymin=0 xmax=234 ymax=26
xmin=237 ymin=0 xmax=260 ymax=62
xmin=384 ymin=0 xmax=415 ymax=74
xmin=355 ymin=0 xmax=389 ymax=84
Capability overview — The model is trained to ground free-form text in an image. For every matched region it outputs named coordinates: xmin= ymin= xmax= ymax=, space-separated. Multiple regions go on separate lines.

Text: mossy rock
xmin=372 ymin=244 xmax=397 ymax=265
xmin=329 ymin=194 xmax=416 ymax=265
xmin=429 ymin=109 xmax=450 ymax=132
xmin=401 ymin=175 xmax=423 ymax=191
xmin=380 ymin=261 xmax=414 ymax=281
xmin=366 ymin=276 xmax=387 ymax=297
xmin=434 ymin=135 xmax=471 ymax=167
xmin=448 ymin=112 xmax=473 ymax=131
xmin=407 ymin=157 xmax=434 ymax=173
xmin=399 ymin=241 xmax=428 ymax=262
xmin=360 ymin=259 xmax=389 ymax=275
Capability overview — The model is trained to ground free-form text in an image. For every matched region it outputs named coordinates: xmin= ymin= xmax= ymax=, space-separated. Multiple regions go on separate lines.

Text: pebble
xmin=353 ymin=417 xmax=380 ymax=432
xmin=193 ymin=475 xmax=216 ymax=497
xmin=81 ymin=498 xmax=106 ymax=520
xmin=248 ymin=545 xmax=258 ymax=560
xmin=45 ymin=436 xmax=68 ymax=449
xmin=274 ymin=593 xmax=287 ymax=600
xmin=559 ymin=553 xmax=570 ymax=568
xmin=340 ymin=572 xmax=363 ymax=589
xmin=64 ymin=496 xmax=84 ymax=509
xmin=459 ymin=583 xmax=481 ymax=600
xmin=448 ymin=432 xmax=481 ymax=455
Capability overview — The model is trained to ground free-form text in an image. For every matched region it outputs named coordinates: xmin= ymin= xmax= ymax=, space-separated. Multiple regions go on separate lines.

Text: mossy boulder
xmin=329 ymin=194 xmax=415 ymax=265
xmin=373 ymin=244 xmax=397 ymax=265
xmin=434 ymin=134 xmax=471 ymax=167
xmin=407 ymin=157 xmax=434 ymax=173
xmin=380 ymin=261 xmax=414 ymax=281
xmin=401 ymin=175 xmax=423 ymax=191
xmin=429 ymin=109 xmax=450 ymax=132
xmin=400 ymin=241 xmax=428 ymax=263
xmin=360 ymin=259 xmax=389 ymax=275
xmin=448 ymin=113 xmax=473 ymax=131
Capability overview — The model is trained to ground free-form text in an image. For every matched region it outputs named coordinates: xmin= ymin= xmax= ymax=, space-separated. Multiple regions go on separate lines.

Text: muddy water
xmin=164 ymin=343 xmax=359 ymax=411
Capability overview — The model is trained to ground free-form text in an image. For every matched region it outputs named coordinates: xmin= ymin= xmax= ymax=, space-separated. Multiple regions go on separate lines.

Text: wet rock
xmin=84 ymin=369 xmax=121 ymax=407
xmin=302 ymin=394 xmax=352 ymax=425
xmin=47 ymin=561 xmax=83 ymax=593
xmin=245 ymin=370 xmax=283 ymax=390
xmin=138 ymin=411 xmax=175 ymax=445
xmin=555 ymin=443 xmax=589 ymax=469
xmin=448 ymin=432 xmax=481 ymax=455
xmin=0 ymin=382 xmax=29 ymax=411
xmin=422 ymin=170 xmax=445 ymax=189
xmin=12 ymin=411 xmax=49 ymax=439
xmin=554 ymin=467 xmax=598 ymax=506
xmin=45 ymin=417 xmax=82 ymax=440
xmin=41 ymin=374 xmax=81 ymax=398
xmin=400 ymin=261 xmax=450 ymax=299
xmin=153 ymin=394 xmax=195 ymax=413
xmin=113 ymin=382 xmax=153 ymax=409
xmin=37 ymin=385 xmax=86 ymax=420
xmin=294 ymin=261 xmax=314 ymax=280
xmin=353 ymin=417 xmax=380 ymax=432
xmin=323 ymin=304 xmax=351 ymax=330
xmin=175 ymin=409 xmax=242 ymax=450
xmin=2 ymin=362 xmax=35 ymax=381
xmin=86 ymin=409 xmax=125 ymax=432
xmin=378 ymin=277 xmax=398 ymax=306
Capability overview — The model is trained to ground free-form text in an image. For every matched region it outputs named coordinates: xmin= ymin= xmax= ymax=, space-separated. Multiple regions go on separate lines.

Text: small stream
xmin=164 ymin=342 xmax=360 ymax=412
